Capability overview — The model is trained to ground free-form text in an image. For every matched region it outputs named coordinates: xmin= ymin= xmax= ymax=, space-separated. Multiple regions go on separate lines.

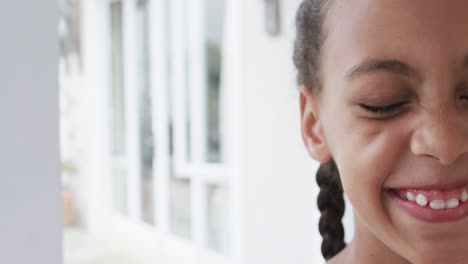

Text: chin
xmin=410 ymin=250 xmax=467 ymax=264
xmin=402 ymin=233 xmax=468 ymax=264
xmin=383 ymin=195 xmax=468 ymax=263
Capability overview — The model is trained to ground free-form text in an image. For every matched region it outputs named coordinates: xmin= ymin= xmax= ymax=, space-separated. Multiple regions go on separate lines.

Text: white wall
xmin=241 ymin=1 xmax=322 ymax=263
xmin=241 ymin=1 xmax=355 ymax=263
xmin=0 ymin=2 xmax=61 ymax=264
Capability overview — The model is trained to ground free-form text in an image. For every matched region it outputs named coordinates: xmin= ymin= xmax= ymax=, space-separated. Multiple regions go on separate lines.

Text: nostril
xmin=420 ymin=154 xmax=440 ymax=161
xmin=410 ymin=122 xmax=465 ymax=166
xmin=425 ymin=152 xmax=460 ymax=167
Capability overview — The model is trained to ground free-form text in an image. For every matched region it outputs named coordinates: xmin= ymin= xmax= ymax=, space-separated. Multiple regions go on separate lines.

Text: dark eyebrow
xmin=346 ymin=59 xmax=418 ymax=80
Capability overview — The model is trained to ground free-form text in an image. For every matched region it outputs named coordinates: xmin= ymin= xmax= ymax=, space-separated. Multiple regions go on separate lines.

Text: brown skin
xmin=300 ymin=0 xmax=468 ymax=263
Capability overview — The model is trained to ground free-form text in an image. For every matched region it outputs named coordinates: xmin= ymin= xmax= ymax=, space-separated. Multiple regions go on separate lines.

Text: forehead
xmin=321 ymin=0 xmax=468 ymax=82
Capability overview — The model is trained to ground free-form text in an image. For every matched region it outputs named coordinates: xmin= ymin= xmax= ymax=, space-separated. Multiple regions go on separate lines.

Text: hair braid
xmin=316 ymin=159 xmax=346 ymax=260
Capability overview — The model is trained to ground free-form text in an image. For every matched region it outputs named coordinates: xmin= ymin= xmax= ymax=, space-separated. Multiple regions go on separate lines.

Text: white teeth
xmin=461 ymin=190 xmax=468 ymax=202
xmin=429 ymin=200 xmax=446 ymax=210
xmin=416 ymin=194 xmax=428 ymax=206
xmin=446 ymin=198 xmax=460 ymax=209
xmin=404 ymin=189 xmax=468 ymax=209
xmin=406 ymin=192 xmax=416 ymax=201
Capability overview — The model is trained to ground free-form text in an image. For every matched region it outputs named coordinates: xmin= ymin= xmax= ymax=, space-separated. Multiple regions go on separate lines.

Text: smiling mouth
xmin=387 ymin=184 xmax=468 ymax=223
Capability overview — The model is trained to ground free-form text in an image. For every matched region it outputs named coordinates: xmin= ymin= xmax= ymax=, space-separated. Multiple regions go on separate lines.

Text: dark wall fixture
xmin=264 ymin=0 xmax=281 ymax=36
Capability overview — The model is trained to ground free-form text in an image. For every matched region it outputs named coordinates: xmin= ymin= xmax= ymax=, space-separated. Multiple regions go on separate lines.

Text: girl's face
xmin=301 ymin=0 xmax=468 ymax=262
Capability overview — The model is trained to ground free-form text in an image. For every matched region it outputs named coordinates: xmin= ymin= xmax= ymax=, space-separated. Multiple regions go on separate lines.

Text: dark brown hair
xmin=293 ymin=0 xmax=346 ymax=260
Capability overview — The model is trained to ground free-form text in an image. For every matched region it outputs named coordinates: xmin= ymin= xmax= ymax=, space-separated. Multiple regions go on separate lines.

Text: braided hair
xmin=293 ymin=0 xmax=347 ymax=260
xmin=317 ymin=160 xmax=346 ymax=260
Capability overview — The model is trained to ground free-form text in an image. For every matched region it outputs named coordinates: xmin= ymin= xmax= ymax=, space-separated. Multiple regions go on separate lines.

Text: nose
xmin=410 ymin=112 xmax=468 ymax=166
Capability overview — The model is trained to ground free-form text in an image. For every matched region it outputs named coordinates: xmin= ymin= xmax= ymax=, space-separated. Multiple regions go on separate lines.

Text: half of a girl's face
xmin=314 ymin=0 xmax=468 ymax=262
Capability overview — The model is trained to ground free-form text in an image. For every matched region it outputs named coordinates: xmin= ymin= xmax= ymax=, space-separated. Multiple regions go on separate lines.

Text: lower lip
xmin=386 ymin=190 xmax=468 ymax=223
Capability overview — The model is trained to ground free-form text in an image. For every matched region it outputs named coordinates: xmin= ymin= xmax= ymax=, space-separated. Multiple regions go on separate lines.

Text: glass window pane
xmin=110 ymin=2 xmax=125 ymax=156
xmin=110 ymin=1 xmax=128 ymax=216
xmin=166 ymin=0 xmax=174 ymax=158
xmin=112 ymin=167 xmax=128 ymax=215
xmin=184 ymin=0 xmax=192 ymax=163
xmin=169 ymin=178 xmax=192 ymax=239
xmin=136 ymin=0 xmax=155 ymax=225
xmin=168 ymin=1 xmax=191 ymax=237
xmin=206 ymin=185 xmax=229 ymax=254
xmin=204 ymin=0 xmax=225 ymax=163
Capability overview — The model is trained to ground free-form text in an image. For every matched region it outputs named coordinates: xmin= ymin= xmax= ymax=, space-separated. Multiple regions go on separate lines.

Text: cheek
xmin=324 ymin=113 xmax=411 ymax=209
xmin=326 ymin=116 xmax=414 ymax=251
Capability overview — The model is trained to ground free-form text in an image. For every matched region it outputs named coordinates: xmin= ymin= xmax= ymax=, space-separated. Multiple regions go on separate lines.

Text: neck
xmin=350 ymin=217 xmax=410 ymax=264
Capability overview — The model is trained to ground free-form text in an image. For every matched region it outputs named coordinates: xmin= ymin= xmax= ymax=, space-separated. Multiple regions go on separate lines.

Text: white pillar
xmin=81 ymin=0 xmax=113 ymax=232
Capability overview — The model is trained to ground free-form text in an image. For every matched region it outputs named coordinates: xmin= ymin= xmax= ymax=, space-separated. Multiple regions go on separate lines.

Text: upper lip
xmin=386 ymin=181 xmax=468 ymax=191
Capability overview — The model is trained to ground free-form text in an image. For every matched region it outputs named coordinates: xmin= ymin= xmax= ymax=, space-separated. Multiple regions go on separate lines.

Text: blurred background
xmin=58 ymin=0 xmax=354 ymax=263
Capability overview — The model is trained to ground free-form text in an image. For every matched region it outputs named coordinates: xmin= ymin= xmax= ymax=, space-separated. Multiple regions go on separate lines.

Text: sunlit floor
xmin=63 ymin=228 xmax=177 ymax=264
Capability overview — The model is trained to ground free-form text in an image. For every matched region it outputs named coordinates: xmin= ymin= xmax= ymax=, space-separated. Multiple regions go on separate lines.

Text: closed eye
xmin=359 ymin=102 xmax=408 ymax=113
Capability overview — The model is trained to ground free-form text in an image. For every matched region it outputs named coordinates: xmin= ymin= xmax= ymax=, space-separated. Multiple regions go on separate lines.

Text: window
xmin=168 ymin=0 xmax=230 ymax=254
xmin=63 ymin=0 xmax=235 ymax=262
xmin=105 ymin=0 xmax=231 ymax=256
xmin=109 ymin=1 xmax=128 ymax=216
xmin=135 ymin=0 xmax=155 ymax=225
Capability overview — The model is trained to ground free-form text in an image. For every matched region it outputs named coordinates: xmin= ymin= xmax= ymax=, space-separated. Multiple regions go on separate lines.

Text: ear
xmin=299 ymin=87 xmax=332 ymax=163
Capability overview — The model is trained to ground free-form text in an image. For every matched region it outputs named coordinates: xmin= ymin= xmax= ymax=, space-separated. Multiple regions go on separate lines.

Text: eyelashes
xmin=358 ymin=95 xmax=468 ymax=115
xmin=359 ymin=102 xmax=409 ymax=114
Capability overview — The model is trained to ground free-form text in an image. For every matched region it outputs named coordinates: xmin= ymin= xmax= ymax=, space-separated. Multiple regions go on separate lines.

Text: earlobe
xmin=300 ymin=87 xmax=332 ymax=163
